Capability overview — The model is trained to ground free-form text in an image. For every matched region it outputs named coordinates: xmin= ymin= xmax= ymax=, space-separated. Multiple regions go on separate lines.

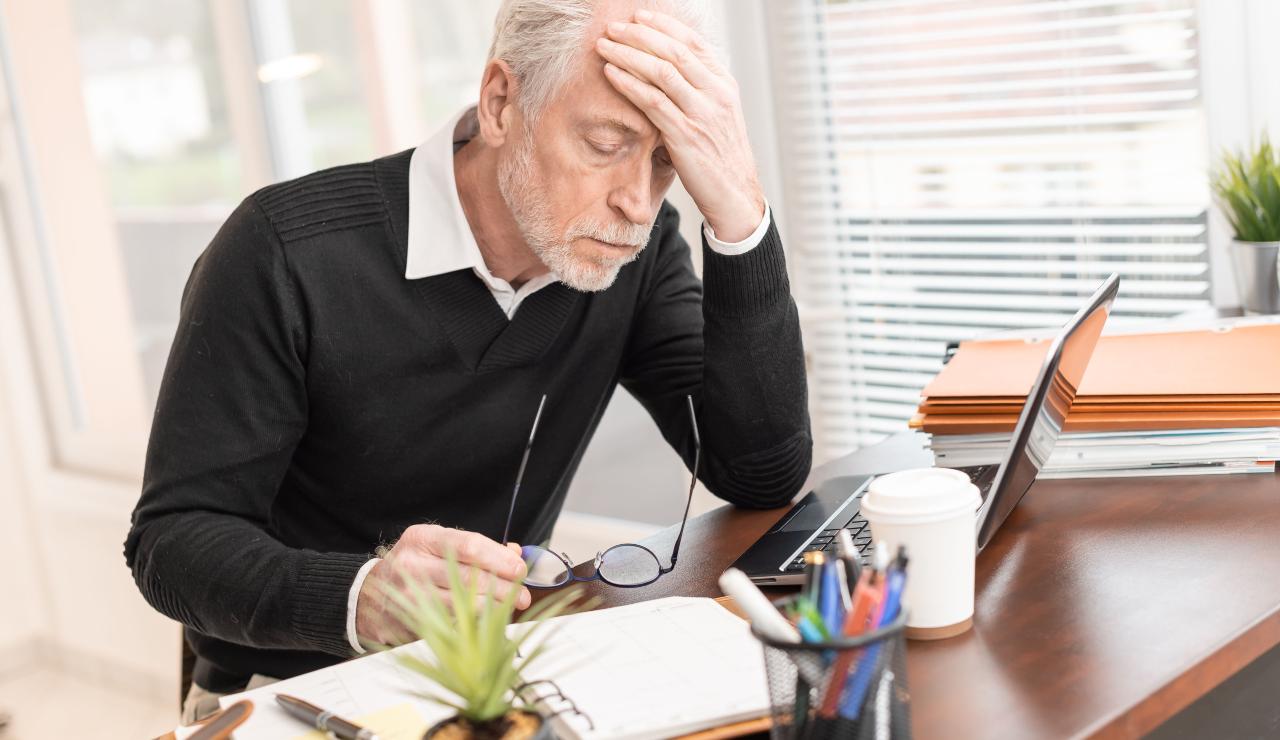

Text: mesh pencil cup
xmin=751 ymin=604 xmax=911 ymax=740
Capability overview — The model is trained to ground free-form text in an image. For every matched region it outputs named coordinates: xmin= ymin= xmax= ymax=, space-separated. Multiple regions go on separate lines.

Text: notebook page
xmin=513 ymin=596 xmax=770 ymax=740
xmin=218 ymin=642 xmax=454 ymax=739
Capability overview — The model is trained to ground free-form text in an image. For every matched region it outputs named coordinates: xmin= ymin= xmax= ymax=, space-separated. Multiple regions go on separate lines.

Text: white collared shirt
xmin=402 ymin=106 xmax=772 ymax=317
xmin=345 ymin=106 xmax=772 ymax=654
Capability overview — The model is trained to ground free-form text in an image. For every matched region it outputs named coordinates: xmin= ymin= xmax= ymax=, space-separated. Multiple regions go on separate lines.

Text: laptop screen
xmin=975 ymin=274 xmax=1119 ymax=550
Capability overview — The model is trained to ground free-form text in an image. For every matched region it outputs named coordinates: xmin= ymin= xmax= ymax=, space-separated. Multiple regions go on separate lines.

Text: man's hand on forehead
xmin=595 ymin=8 xmax=765 ymax=243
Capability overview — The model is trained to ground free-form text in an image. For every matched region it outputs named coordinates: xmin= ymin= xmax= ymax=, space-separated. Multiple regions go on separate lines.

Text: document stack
xmin=911 ymin=321 xmax=1280 ymax=478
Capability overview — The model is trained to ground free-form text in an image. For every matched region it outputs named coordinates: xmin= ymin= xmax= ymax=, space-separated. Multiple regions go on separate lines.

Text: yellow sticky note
xmin=289 ymin=703 xmax=429 ymax=740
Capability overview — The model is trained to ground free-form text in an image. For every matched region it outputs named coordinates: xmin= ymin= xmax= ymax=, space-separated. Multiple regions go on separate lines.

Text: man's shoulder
xmin=249 ymin=150 xmax=413 ymax=245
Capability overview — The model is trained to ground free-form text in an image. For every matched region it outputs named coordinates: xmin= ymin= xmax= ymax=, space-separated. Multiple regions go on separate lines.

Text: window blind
xmin=767 ymin=0 xmax=1211 ymax=458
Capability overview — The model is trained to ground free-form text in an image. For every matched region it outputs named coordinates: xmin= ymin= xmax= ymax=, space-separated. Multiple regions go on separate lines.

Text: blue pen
xmin=839 ymin=547 xmax=909 ymax=719
xmin=877 ymin=551 xmax=908 ymax=625
xmin=818 ymin=557 xmax=845 ymax=635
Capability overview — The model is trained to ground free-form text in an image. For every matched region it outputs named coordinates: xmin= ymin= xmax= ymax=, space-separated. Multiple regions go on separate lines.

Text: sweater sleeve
xmin=620 ymin=203 xmax=812 ymax=509
xmin=123 ymin=195 xmax=368 ymax=657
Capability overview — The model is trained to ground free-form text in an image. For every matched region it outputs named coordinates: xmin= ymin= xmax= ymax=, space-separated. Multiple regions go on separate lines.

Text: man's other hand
xmin=355 ymin=524 xmax=530 ymax=648
xmin=596 ymin=9 xmax=765 ymax=242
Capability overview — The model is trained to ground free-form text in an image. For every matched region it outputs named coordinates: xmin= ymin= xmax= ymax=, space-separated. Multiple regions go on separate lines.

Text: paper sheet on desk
xmin=219 ymin=596 xmax=769 ymax=740
xmin=218 ymin=644 xmax=453 ymax=739
xmin=515 ymin=597 xmax=770 ymax=740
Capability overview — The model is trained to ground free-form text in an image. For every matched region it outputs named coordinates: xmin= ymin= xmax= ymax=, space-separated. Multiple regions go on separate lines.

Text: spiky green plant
xmin=378 ymin=552 xmax=587 ymax=728
xmin=1212 ymin=134 xmax=1280 ymax=243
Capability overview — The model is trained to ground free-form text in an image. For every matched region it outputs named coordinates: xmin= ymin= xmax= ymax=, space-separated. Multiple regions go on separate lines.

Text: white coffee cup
xmin=860 ymin=467 xmax=980 ymax=640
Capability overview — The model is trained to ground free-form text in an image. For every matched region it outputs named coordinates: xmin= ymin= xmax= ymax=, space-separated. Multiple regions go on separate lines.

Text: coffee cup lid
xmin=862 ymin=467 xmax=981 ymax=525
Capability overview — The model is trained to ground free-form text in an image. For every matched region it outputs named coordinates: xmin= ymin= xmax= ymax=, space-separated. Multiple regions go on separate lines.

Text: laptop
xmin=731 ymin=274 xmax=1120 ymax=584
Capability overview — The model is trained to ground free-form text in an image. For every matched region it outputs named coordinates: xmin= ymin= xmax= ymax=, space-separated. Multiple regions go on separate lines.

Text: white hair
xmin=488 ymin=0 xmax=711 ymax=122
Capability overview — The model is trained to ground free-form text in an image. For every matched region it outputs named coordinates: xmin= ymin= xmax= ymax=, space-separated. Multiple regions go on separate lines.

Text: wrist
xmin=353 ymin=559 xmax=388 ymax=648
xmin=705 ymin=190 xmax=766 ymax=243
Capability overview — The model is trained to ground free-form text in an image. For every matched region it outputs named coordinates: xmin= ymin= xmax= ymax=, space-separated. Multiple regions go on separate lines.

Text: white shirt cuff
xmin=703 ymin=202 xmax=771 ymax=256
xmin=346 ymin=557 xmax=381 ymax=655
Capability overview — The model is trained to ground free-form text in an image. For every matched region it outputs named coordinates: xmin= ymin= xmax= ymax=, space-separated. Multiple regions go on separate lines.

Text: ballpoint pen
xmin=818 ymin=568 xmax=879 ymax=718
xmin=835 ymin=559 xmax=853 ymax=611
xmin=835 ymin=528 xmax=862 ymax=590
xmin=839 ymin=546 xmax=907 ymax=719
xmin=802 ymin=551 xmax=825 ymax=603
xmin=275 ymin=694 xmax=380 ymax=740
xmin=818 ymin=556 xmax=845 ymax=635
xmin=187 ymin=700 xmax=254 ymax=740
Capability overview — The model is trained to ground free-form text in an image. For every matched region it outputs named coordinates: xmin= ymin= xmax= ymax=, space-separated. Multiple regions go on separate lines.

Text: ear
xmin=476 ymin=59 xmax=522 ymax=147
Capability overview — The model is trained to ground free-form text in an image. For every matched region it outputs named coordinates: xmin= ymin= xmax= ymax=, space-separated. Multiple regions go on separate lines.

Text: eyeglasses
xmin=501 ymin=394 xmax=700 ymax=589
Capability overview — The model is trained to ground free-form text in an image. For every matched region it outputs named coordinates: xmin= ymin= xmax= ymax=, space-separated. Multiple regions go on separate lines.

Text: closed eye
xmin=587 ymin=138 xmax=622 ymax=156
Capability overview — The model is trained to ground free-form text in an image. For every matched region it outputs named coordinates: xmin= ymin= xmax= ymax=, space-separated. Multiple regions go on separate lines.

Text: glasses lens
xmin=597 ymin=544 xmax=661 ymax=587
xmin=521 ymin=545 xmax=570 ymax=588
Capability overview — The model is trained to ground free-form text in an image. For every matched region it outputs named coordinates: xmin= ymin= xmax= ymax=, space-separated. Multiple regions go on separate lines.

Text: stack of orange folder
xmin=912 ymin=322 xmax=1280 ymax=477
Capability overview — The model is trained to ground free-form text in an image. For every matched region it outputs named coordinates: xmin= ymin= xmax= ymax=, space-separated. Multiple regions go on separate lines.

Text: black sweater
xmin=124 ymin=148 xmax=811 ymax=687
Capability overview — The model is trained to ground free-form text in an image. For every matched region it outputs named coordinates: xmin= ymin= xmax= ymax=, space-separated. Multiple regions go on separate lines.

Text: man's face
xmin=497 ymin=45 xmax=677 ymax=292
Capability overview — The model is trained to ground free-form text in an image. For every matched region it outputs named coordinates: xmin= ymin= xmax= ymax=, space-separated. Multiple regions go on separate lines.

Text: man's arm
xmin=620 ymin=202 xmax=811 ymax=508
xmin=601 ymin=9 xmax=812 ymax=506
xmin=125 ymin=195 xmax=530 ymax=657
xmin=124 ymin=195 xmax=368 ymax=657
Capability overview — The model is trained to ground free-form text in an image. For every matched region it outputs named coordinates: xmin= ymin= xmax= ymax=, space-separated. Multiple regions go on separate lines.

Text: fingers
xmin=386 ymin=551 xmax=533 ymax=608
xmin=605 ymin=20 xmax=719 ymax=91
xmin=408 ymin=524 xmax=527 ymax=581
xmin=392 ymin=526 xmax=532 ymax=609
xmin=634 ymin=9 xmax=725 ymax=75
xmin=603 ymin=63 xmax=688 ymax=143
xmin=596 ymin=37 xmax=699 ymax=114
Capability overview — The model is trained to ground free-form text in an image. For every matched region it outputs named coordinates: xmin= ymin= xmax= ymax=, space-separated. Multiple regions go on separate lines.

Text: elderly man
xmin=126 ymin=0 xmax=810 ymax=719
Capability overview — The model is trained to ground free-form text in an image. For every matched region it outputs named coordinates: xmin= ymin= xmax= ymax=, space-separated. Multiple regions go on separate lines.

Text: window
xmin=767 ymin=0 xmax=1213 ymax=459
xmin=0 ymin=0 xmax=501 ymax=477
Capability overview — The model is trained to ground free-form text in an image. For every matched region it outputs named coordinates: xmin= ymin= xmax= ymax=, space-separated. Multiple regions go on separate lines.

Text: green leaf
xmin=371 ymin=549 xmax=590 ymax=724
xmin=1214 ymin=133 xmax=1280 ymax=242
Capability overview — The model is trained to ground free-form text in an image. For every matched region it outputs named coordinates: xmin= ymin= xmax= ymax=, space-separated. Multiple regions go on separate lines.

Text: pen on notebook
xmin=275 ymin=694 xmax=380 ymax=740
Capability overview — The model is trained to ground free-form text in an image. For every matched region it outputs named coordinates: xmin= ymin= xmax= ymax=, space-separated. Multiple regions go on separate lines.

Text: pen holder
xmin=751 ymin=607 xmax=911 ymax=740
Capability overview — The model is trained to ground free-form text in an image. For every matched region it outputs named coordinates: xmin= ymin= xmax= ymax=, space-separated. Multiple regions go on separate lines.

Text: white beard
xmin=498 ymin=128 xmax=654 ymax=292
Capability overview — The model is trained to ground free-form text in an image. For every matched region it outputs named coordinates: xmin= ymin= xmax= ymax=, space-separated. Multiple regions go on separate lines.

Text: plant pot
xmin=1227 ymin=239 xmax=1280 ymax=314
xmin=424 ymin=710 xmax=552 ymax=740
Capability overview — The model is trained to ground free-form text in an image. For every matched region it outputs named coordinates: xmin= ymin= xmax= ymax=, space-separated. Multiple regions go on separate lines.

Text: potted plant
xmin=376 ymin=552 xmax=586 ymax=740
xmin=1211 ymin=134 xmax=1280 ymax=314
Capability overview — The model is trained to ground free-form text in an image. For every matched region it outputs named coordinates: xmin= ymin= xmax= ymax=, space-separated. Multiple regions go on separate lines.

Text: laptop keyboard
xmin=785 ymin=513 xmax=872 ymax=573
xmin=783 ymin=464 xmax=993 ymax=573
xmin=965 ymin=464 xmax=996 ymax=487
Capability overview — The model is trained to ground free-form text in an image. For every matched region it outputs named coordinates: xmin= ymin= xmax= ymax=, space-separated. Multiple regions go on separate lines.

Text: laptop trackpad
xmin=772 ymin=475 xmax=871 ymax=533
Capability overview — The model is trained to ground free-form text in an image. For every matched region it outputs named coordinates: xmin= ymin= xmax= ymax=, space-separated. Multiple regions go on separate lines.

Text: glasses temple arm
xmin=502 ymin=394 xmax=547 ymax=545
xmin=668 ymin=395 xmax=701 ymax=568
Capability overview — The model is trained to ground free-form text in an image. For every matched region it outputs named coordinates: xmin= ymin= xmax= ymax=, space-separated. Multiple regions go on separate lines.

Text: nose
xmin=607 ymin=157 xmax=658 ymax=227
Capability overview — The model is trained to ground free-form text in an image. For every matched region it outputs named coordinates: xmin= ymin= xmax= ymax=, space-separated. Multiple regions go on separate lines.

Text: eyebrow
xmin=583 ymin=117 xmax=644 ymax=138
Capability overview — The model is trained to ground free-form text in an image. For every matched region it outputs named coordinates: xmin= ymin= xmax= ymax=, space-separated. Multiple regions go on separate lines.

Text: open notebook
xmin=220 ymin=596 xmax=769 ymax=740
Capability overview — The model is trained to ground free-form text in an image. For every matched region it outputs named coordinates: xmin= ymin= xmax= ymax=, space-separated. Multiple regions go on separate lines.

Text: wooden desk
xmin=537 ymin=433 xmax=1280 ymax=739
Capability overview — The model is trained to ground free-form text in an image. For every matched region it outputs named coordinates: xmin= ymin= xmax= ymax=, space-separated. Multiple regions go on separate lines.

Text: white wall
xmin=1199 ymin=0 xmax=1280 ymax=308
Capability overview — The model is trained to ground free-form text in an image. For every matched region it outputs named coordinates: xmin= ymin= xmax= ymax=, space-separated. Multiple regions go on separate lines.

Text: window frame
xmin=0 ymin=0 xmax=152 ymax=481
